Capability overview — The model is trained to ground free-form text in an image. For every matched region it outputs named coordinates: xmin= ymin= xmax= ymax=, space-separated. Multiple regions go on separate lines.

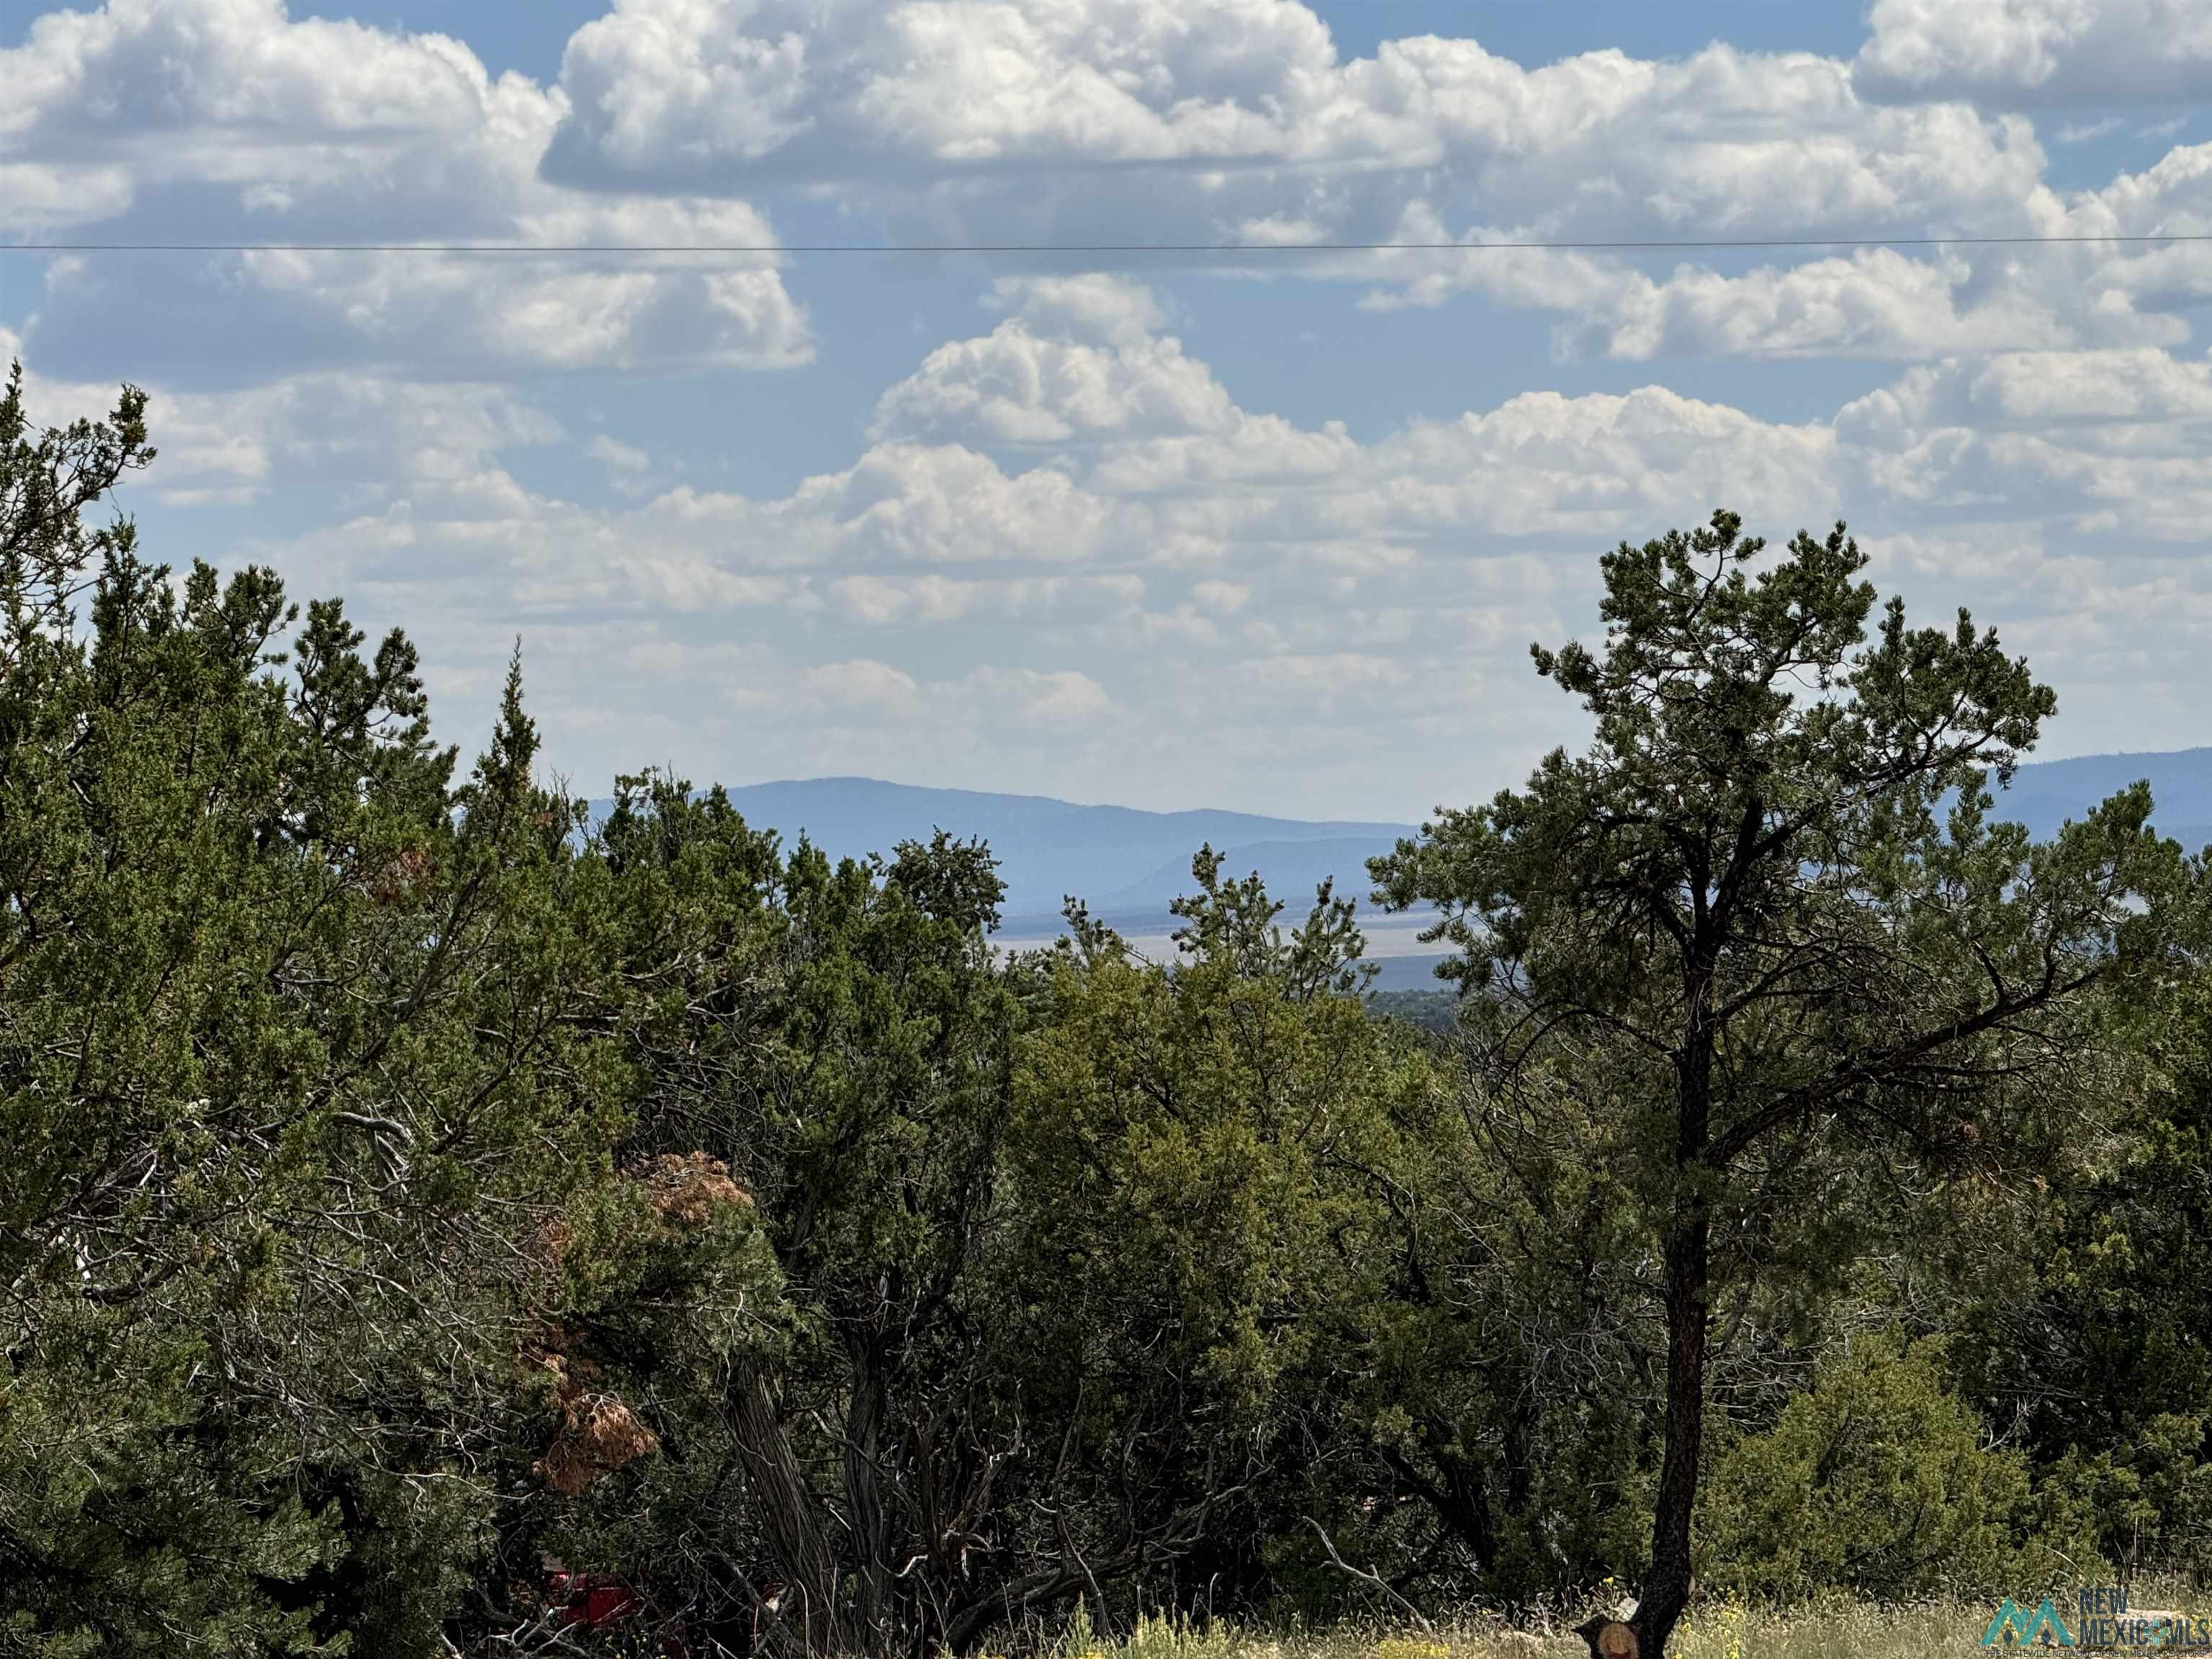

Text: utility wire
xmin=6 ymin=232 xmax=2212 ymax=256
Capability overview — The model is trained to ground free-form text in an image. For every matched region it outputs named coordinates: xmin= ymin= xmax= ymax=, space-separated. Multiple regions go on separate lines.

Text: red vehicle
xmin=541 ymin=1567 xmax=691 ymax=1656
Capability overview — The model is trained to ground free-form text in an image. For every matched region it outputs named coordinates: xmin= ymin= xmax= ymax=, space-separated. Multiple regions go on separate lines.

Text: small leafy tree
xmin=1372 ymin=513 xmax=2175 ymax=1654
xmin=1315 ymin=1058 xmax=1663 ymax=1611
xmin=1012 ymin=855 xmax=1437 ymax=1629
xmin=1699 ymin=1334 xmax=2098 ymax=1599
xmin=551 ymin=776 xmax=1039 ymax=1656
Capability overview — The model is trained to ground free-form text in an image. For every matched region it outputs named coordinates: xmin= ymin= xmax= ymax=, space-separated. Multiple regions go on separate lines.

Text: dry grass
xmin=1000 ymin=1583 xmax=2211 ymax=1659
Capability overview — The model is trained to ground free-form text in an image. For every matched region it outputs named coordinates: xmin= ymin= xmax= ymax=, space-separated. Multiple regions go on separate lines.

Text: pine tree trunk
xmin=1633 ymin=1203 xmax=1710 ymax=1658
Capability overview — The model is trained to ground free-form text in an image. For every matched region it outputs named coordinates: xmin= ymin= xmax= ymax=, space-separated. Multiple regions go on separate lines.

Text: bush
xmin=1698 ymin=1334 xmax=2101 ymax=1601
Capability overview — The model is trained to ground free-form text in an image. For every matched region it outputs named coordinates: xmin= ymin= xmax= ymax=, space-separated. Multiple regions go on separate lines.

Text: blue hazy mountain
xmin=1080 ymin=836 xmax=1406 ymax=919
xmin=1984 ymin=746 xmax=2212 ymax=850
xmin=642 ymin=747 xmax=2212 ymax=938
xmin=708 ymin=777 xmax=1414 ymax=927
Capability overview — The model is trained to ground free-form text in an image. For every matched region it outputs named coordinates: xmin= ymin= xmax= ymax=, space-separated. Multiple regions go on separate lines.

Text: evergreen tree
xmin=0 ymin=366 xmax=637 ymax=1654
xmin=1372 ymin=512 xmax=2177 ymax=1655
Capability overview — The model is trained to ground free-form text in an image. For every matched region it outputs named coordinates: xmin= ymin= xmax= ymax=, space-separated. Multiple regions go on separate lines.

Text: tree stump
xmin=1572 ymin=1616 xmax=1640 ymax=1659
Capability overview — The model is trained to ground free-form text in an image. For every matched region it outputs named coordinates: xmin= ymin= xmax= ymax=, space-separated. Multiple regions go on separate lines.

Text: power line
xmin=6 ymin=232 xmax=2211 ymax=256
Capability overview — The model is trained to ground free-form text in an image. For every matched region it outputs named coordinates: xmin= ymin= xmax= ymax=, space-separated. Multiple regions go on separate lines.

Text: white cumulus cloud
xmin=1857 ymin=0 xmax=2212 ymax=107
xmin=1 ymin=0 xmax=811 ymax=374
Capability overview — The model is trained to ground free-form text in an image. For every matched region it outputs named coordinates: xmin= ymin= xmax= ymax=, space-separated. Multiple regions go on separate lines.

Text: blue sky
xmin=6 ymin=0 xmax=2212 ymax=819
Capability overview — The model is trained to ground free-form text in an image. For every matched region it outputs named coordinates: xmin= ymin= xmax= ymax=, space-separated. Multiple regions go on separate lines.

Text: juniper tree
xmin=1372 ymin=512 xmax=2177 ymax=1656
xmin=0 ymin=366 xmax=668 ymax=1654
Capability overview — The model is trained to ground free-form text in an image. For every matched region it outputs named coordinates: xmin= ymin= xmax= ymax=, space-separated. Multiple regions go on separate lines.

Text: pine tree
xmin=1372 ymin=512 xmax=2177 ymax=1655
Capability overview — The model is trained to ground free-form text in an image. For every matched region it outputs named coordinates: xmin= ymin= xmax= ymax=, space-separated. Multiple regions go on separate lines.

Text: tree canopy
xmin=1372 ymin=511 xmax=2180 ymax=1654
xmin=2 ymin=376 xmax=2206 ymax=1658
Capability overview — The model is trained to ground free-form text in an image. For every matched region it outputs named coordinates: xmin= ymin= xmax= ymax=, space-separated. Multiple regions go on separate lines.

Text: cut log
xmin=1572 ymin=1616 xmax=1640 ymax=1659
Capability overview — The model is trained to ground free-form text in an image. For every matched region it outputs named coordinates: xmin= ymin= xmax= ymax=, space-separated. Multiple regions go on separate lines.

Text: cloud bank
xmin=8 ymin=0 xmax=2212 ymax=813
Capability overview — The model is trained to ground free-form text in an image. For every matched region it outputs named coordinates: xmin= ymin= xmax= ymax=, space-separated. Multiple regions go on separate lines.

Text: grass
xmin=999 ymin=1583 xmax=2212 ymax=1659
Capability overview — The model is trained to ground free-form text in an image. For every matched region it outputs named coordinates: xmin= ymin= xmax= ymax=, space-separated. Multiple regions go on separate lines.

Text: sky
xmin=5 ymin=0 xmax=2212 ymax=821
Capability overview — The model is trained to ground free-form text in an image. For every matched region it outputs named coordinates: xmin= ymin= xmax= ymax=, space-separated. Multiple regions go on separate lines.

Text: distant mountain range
xmin=659 ymin=747 xmax=2212 ymax=956
xmin=1976 ymin=747 xmax=2212 ymax=852
xmin=702 ymin=778 xmax=1414 ymax=932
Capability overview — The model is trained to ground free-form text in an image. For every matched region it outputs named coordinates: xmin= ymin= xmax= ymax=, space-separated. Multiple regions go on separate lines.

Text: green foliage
xmin=1369 ymin=511 xmax=2179 ymax=1654
xmin=1012 ymin=863 xmax=1437 ymax=1617
xmin=1948 ymin=959 xmax=2212 ymax=1578
xmin=1 ymin=374 xmax=2208 ymax=1654
xmin=508 ymin=773 xmax=1041 ymax=1653
xmin=1313 ymin=1066 xmax=1663 ymax=1611
xmin=1362 ymin=988 xmax=1457 ymax=1036
xmin=1700 ymin=1336 xmax=2099 ymax=1601
xmin=0 ymin=368 xmax=647 ymax=1654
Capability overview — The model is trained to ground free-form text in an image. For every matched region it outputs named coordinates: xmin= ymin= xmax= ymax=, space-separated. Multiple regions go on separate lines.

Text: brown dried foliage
xmin=640 ymin=1151 xmax=751 ymax=1226
xmin=367 ymin=842 xmax=436 ymax=907
xmin=535 ymin=1354 xmax=660 ymax=1496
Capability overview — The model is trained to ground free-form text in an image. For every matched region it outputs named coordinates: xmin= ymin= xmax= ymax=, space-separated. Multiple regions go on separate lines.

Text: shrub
xmin=1698 ymin=1334 xmax=2101 ymax=1601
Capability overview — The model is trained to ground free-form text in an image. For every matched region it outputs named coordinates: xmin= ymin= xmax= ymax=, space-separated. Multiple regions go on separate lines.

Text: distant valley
xmin=660 ymin=747 xmax=2212 ymax=991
